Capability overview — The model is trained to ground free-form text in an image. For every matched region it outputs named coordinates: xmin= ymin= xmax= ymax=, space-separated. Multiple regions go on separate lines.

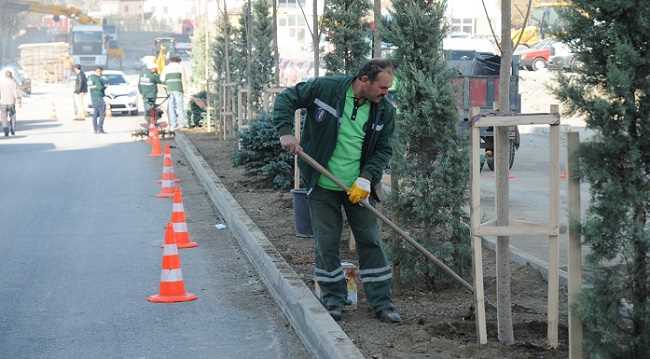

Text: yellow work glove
xmin=347 ymin=177 xmax=371 ymax=204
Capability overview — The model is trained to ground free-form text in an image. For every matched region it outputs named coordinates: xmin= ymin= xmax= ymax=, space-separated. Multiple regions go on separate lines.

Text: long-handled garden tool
xmin=297 ymin=150 xmax=474 ymax=293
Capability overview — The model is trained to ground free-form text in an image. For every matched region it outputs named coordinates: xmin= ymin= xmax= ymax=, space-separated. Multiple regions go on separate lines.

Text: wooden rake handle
xmin=296 ymin=150 xmax=474 ymax=293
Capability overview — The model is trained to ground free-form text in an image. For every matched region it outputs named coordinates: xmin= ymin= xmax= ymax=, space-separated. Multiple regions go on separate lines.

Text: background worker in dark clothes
xmin=87 ymin=67 xmax=107 ymax=134
xmin=72 ymin=65 xmax=87 ymax=121
xmin=272 ymin=59 xmax=400 ymax=323
xmin=138 ymin=62 xmax=161 ymax=125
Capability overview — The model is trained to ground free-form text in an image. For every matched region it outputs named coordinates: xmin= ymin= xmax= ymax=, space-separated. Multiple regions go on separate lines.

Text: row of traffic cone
xmin=148 ymin=144 xmax=198 ymax=304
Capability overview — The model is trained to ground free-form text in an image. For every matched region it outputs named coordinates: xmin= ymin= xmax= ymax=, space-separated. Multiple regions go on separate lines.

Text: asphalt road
xmin=0 ymin=82 xmax=309 ymax=358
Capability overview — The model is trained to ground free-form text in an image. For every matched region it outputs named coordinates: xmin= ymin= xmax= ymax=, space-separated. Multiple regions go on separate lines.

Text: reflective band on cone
xmin=157 ymin=179 xmax=176 ymax=198
xmin=171 ymin=188 xmax=197 ymax=248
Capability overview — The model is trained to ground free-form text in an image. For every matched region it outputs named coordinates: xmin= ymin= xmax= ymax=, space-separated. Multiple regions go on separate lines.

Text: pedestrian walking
xmin=87 ymin=67 xmax=107 ymax=134
xmin=161 ymin=56 xmax=187 ymax=130
xmin=0 ymin=70 xmax=21 ymax=137
xmin=138 ymin=62 xmax=161 ymax=125
xmin=72 ymin=64 xmax=88 ymax=121
xmin=272 ymin=59 xmax=400 ymax=323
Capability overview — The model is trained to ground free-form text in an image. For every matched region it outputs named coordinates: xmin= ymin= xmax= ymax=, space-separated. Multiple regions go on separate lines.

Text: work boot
xmin=326 ymin=304 xmax=343 ymax=322
xmin=375 ymin=307 xmax=401 ymax=323
xmin=3 ymin=127 xmax=8 ymax=137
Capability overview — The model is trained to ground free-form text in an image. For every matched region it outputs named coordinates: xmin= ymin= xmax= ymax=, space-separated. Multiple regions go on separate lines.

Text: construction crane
xmin=3 ymin=0 xmax=98 ymax=25
xmin=3 ymin=0 xmax=124 ymax=68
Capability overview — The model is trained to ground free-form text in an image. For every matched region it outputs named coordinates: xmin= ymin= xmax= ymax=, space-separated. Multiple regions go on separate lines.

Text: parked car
xmin=1 ymin=64 xmax=32 ymax=95
xmin=516 ymin=38 xmax=567 ymax=71
xmin=86 ymin=70 xmax=138 ymax=116
xmin=548 ymin=42 xmax=578 ymax=71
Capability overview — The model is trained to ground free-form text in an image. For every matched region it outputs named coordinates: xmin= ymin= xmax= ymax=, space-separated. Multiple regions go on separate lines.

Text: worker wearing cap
xmin=138 ymin=62 xmax=161 ymax=124
xmin=87 ymin=67 xmax=107 ymax=134
xmin=272 ymin=59 xmax=400 ymax=323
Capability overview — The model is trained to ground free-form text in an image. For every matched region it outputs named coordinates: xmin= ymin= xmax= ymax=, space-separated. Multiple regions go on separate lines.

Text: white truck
xmin=70 ymin=24 xmax=107 ymax=68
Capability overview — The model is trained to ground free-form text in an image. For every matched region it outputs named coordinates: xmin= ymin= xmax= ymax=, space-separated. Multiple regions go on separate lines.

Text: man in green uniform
xmin=272 ymin=59 xmax=400 ymax=323
xmin=138 ymin=62 xmax=161 ymax=124
xmin=87 ymin=67 xmax=107 ymax=134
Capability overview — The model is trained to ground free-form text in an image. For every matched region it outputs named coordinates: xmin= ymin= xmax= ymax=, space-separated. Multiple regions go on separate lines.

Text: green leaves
xmin=321 ymin=0 xmax=371 ymax=75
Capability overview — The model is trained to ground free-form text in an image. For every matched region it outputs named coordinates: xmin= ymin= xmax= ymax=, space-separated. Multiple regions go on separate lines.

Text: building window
xmin=278 ymin=13 xmax=306 ymax=43
xmin=279 ymin=0 xmax=305 ymax=6
xmin=450 ymin=18 xmax=474 ymax=35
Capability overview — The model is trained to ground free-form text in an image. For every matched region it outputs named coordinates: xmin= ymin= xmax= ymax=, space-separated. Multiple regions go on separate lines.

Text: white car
xmin=86 ymin=70 xmax=139 ymax=116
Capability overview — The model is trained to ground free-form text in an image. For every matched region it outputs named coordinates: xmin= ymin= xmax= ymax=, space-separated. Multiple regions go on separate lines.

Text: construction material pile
xmin=18 ymin=42 xmax=71 ymax=83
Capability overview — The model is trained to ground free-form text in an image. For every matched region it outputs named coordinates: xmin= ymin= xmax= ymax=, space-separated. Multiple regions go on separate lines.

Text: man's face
xmin=361 ymin=71 xmax=393 ymax=104
xmin=95 ymin=69 xmax=102 ymax=76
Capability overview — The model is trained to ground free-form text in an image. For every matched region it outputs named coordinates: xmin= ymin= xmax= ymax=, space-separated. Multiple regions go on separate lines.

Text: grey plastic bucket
xmin=291 ymin=188 xmax=313 ymax=238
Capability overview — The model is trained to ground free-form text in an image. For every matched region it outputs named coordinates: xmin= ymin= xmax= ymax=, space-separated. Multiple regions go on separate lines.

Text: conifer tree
xmin=250 ymin=0 xmax=275 ymax=111
xmin=384 ymin=0 xmax=470 ymax=285
xmin=554 ymin=1 xmax=650 ymax=356
xmin=320 ymin=0 xmax=371 ymax=75
xmin=232 ymin=3 xmax=250 ymax=87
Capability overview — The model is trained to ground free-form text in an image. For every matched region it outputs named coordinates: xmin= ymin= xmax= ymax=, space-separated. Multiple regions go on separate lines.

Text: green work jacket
xmin=138 ymin=70 xmax=160 ymax=100
xmin=87 ymin=74 xmax=106 ymax=104
xmin=272 ymin=75 xmax=396 ymax=199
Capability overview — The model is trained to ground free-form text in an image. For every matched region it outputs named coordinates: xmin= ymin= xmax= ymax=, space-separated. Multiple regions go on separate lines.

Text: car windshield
xmin=104 ymin=74 xmax=127 ymax=85
xmin=73 ymin=31 xmax=103 ymax=43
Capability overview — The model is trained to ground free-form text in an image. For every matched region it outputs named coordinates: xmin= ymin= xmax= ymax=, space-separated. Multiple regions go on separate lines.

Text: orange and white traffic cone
xmin=147 ymin=223 xmax=198 ymax=303
xmin=147 ymin=121 xmax=155 ymax=144
xmin=159 ymin=144 xmax=180 ymax=183
xmin=150 ymin=126 xmax=162 ymax=157
xmin=171 ymin=187 xmax=198 ymax=248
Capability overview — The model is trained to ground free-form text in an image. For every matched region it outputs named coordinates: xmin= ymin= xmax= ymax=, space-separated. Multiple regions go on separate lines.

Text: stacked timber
xmin=18 ymin=42 xmax=71 ymax=83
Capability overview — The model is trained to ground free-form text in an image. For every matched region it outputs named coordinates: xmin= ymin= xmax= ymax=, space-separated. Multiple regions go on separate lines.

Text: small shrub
xmin=233 ymin=113 xmax=293 ymax=190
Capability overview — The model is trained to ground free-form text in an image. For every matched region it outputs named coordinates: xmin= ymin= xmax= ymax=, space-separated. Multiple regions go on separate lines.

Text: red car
xmin=518 ymin=39 xmax=563 ymax=71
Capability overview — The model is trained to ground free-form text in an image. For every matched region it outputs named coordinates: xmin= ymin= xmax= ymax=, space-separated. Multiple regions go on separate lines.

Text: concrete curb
xmin=481 ymin=237 xmax=569 ymax=287
xmin=175 ymin=133 xmax=365 ymax=359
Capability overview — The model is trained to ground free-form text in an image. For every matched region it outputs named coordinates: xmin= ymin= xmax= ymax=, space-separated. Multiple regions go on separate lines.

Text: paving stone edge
xmin=175 ymin=133 xmax=365 ymax=359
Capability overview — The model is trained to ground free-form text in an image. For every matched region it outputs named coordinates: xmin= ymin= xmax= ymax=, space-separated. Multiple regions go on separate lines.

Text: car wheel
xmin=533 ymin=58 xmax=547 ymax=71
xmin=131 ymin=110 xmax=139 ymax=116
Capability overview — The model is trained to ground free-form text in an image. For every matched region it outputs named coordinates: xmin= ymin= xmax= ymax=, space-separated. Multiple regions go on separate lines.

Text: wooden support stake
xmin=349 ymin=228 xmax=356 ymax=253
xmin=567 ymin=131 xmax=583 ymax=358
xmin=547 ymin=104 xmax=561 ymax=349
xmin=496 ymin=123 xmax=514 ymax=344
xmin=470 ymin=105 xmax=488 ymax=345
xmin=294 ymin=109 xmax=302 ymax=190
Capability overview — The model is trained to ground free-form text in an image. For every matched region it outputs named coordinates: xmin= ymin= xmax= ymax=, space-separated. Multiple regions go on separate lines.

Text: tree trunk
xmin=312 ymin=0 xmax=319 ymax=77
xmin=272 ymin=0 xmax=280 ymax=85
xmin=246 ymin=0 xmax=252 ymax=116
xmin=632 ymin=207 xmax=649 ymax=356
xmin=497 ymin=0 xmax=514 ymax=346
xmin=372 ymin=0 xmax=382 ymax=58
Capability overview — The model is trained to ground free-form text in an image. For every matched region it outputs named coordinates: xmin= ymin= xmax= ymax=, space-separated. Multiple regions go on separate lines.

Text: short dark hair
xmin=95 ymin=66 xmax=103 ymax=71
xmin=74 ymin=64 xmax=82 ymax=70
xmin=355 ymin=59 xmax=396 ymax=81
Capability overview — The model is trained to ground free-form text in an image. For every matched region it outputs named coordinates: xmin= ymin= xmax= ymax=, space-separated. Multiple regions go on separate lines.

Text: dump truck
xmin=512 ymin=0 xmax=571 ymax=47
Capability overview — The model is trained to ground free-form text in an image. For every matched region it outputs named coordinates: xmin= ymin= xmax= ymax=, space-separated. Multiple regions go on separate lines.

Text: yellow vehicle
xmin=512 ymin=1 xmax=570 ymax=47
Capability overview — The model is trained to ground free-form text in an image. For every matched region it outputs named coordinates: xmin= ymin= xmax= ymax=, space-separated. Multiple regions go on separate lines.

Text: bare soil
xmin=183 ymin=130 xmax=569 ymax=359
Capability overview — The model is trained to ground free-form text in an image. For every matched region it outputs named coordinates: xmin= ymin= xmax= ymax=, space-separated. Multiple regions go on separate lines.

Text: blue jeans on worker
xmin=167 ymin=91 xmax=185 ymax=129
xmin=92 ymin=100 xmax=105 ymax=133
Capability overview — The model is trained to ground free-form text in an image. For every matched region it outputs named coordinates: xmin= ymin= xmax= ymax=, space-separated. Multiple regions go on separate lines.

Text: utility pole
xmin=204 ymin=0 xmax=212 ymax=131
xmin=272 ymin=0 xmax=280 ymax=85
xmin=496 ymin=0 xmax=514 ymax=346
xmin=312 ymin=0 xmax=319 ymax=77
xmin=372 ymin=0 xmax=381 ymax=58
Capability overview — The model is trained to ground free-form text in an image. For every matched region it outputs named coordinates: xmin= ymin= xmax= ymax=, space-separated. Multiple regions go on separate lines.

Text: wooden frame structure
xmin=219 ymin=82 xmax=237 ymax=140
xmin=469 ymin=105 xmax=561 ymax=347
